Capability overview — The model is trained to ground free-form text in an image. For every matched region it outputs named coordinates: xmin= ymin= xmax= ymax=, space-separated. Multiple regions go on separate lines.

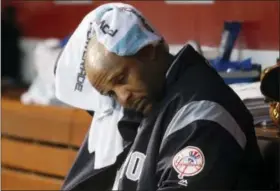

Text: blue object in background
xmin=209 ymin=57 xmax=261 ymax=84
xmin=210 ymin=57 xmax=253 ymax=72
xmin=218 ymin=21 xmax=242 ymax=62
xmin=210 ymin=21 xmax=262 ymax=84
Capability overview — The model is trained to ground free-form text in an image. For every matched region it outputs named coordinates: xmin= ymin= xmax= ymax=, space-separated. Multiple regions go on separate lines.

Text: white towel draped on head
xmin=54 ymin=3 xmax=165 ymax=169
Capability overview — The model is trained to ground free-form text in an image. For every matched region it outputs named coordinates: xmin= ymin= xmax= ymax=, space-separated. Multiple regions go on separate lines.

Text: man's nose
xmin=114 ymin=86 xmax=131 ymax=106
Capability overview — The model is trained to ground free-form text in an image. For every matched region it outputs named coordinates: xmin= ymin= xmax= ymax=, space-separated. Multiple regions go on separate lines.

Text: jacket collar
xmin=165 ymin=44 xmax=199 ymax=88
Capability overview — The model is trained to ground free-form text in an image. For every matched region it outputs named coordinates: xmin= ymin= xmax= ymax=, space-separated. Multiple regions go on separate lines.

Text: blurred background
xmin=1 ymin=0 xmax=279 ymax=190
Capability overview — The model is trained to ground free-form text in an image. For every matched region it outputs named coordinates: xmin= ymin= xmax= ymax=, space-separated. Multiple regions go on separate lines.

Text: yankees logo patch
xmin=172 ymin=146 xmax=205 ymax=179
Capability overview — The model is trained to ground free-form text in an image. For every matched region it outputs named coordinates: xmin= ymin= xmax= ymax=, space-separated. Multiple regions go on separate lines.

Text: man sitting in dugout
xmin=58 ymin=3 xmax=269 ymax=191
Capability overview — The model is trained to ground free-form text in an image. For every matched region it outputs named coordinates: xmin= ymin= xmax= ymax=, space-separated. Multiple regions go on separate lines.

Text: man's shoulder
xmin=172 ymin=64 xmax=252 ymax=127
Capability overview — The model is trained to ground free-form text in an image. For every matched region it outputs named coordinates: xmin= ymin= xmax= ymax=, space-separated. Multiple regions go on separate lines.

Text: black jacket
xmin=62 ymin=45 xmax=267 ymax=191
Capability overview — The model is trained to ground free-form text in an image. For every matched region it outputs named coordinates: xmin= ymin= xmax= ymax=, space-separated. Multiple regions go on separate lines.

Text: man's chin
xmin=141 ymin=104 xmax=153 ymax=116
xmin=124 ymin=103 xmax=152 ymax=116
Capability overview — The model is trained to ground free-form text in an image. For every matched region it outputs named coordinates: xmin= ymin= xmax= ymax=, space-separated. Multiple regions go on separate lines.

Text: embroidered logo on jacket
xmin=172 ymin=146 xmax=205 ymax=179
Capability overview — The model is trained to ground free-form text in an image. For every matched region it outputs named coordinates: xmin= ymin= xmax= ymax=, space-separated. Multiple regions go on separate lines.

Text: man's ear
xmin=135 ymin=45 xmax=157 ymax=62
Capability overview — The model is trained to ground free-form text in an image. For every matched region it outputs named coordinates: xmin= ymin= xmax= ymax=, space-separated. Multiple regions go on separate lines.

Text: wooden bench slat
xmin=1 ymin=168 xmax=63 ymax=190
xmin=1 ymin=138 xmax=77 ymax=177
xmin=1 ymin=97 xmax=91 ymax=190
xmin=1 ymin=99 xmax=74 ymax=145
xmin=70 ymin=110 xmax=91 ymax=147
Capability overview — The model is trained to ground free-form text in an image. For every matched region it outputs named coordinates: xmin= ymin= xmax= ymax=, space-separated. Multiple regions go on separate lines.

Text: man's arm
xmin=156 ymin=100 xmax=247 ymax=190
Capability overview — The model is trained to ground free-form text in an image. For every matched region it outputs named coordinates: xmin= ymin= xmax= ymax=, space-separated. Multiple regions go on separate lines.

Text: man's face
xmin=85 ymin=46 xmax=164 ymax=115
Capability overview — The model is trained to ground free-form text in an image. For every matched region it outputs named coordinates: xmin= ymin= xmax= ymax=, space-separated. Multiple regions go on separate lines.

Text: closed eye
xmin=105 ymin=90 xmax=116 ymax=98
xmin=116 ymin=74 xmax=126 ymax=84
xmin=111 ymin=70 xmax=128 ymax=85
